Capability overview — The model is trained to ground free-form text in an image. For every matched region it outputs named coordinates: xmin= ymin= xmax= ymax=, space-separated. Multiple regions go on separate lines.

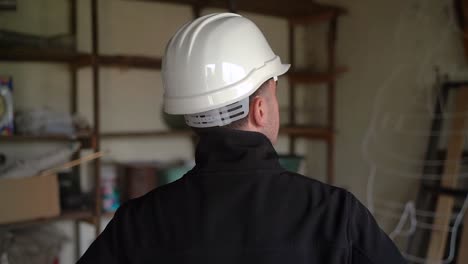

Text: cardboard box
xmin=0 ymin=173 xmax=60 ymax=224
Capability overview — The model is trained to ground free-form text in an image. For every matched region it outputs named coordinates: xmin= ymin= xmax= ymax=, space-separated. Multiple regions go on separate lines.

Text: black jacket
xmin=78 ymin=128 xmax=406 ymax=264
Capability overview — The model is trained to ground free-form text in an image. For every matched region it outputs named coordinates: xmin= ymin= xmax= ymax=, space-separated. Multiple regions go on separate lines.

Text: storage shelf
xmin=1 ymin=0 xmax=344 ymax=237
xmin=0 ymin=133 xmax=95 ymax=148
xmin=130 ymin=0 xmax=346 ymax=20
xmin=0 ymin=48 xmax=162 ymax=69
xmin=0 ymin=48 xmax=88 ymax=64
xmin=0 ymin=128 xmax=332 ymax=142
xmin=289 ymin=9 xmax=345 ymax=25
xmin=100 ymin=127 xmax=332 ymax=140
xmin=101 ymin=130 xmax=193 ymax=138
xmin=280 ymin=126 xmax=333 ymax=140
xmin=0 ymin=210 xmax=94 ymax=229
xmin=287 ymin=66 xmax=348 ymax=84
xmin=76 ymin=54 xmax=162 ymax=69
xmin=437 ymin=150 xmax=468 ymax=159
xmin=1 ymin=48 xmax=346 ymax=77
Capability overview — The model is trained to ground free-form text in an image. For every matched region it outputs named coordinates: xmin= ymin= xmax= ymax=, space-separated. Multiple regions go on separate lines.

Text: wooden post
xmin=91 ymin=0 xmax=102 ymax=236
xmin=426 ymin=88 xmax=468 ymax=261
xmin=69 ymin=0 xmax=82 ymax=259
xmin=192 ymin=5 xmax=201 ymax=18
xmin=288 ymin=21 xmax=296 ymax=154
xmin=462 ymin=0 xmax=468 ymax=60
xmin=69 ymin=0 xmax=77 ymax=113
xmin=325 ymin=16 xmax=337 ymax=185
xmin=227 ymin=0 xmax=237 ymax=13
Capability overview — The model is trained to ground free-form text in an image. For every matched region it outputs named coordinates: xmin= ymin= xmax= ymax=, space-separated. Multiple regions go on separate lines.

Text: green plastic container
xmin=278 ymin=155 xmax=304 ymax=173
xmin=159 ymin=165 xmax=193 ymax=186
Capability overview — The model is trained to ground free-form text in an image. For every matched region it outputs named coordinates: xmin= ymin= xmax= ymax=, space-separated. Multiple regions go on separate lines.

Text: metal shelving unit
xmin=0 ymin=0 xmax=102 ymax=258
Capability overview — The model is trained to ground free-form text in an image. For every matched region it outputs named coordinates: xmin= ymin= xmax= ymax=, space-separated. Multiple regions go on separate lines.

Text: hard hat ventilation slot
xmin=184 ymin=97 xmax=249 ymax=128
xmin=227 ymin=105 xmax=242 ymax=112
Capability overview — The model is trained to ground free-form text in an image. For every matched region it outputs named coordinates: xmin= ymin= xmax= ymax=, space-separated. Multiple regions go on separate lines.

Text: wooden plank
xmin=289 ymin=10 xmax=338 ymax=25
xmin=99 ymin=127 xmax=332 ymax=140
xmin=462 ymin=0 xmax=468 ymax=60
xmin=91 ymin=0 xmax=102 ymax=236
xmin=76 ymin=54 xmax=162 ymax=69
xmin=280 ymin=126 xmax=332 ymax=140
xmin=326 ymin=17 xmax=338 ymax=185
xmin=288 ymin=21 xmax=296 ymax=154
xmin=128 ymin=0 xmax=344 ymax=19
xmin=464 ymin=35 xmax=468 ymax=62
xmin=101 ymin=130 xmax=193 ymax=138
xmin=0 ymin=49 xmax=162 ymax=69
xmin=0 ymin=133 xmax=94 ymax=148
xmin=456 ymin=213 xmax=468 ymax=263
xmin=0 ymin=1 xmax=16 ymax=10
xmin=437 ymin=150 xmax=468 ymax=159
xmin=0 ymin=48 xmax=88 ymax=64
xmin=427 ymin=88 xmax=468 ymax=261
xmin=287 ymin=67 xmax=347 ymax=84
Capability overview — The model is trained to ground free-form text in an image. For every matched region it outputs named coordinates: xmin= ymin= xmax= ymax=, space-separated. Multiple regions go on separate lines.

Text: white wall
xmin=316 ymin=0 xmax=468 ymax=237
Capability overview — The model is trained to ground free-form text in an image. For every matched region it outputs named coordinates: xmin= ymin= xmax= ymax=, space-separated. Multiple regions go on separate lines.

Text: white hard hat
xmin=162 ymin=13 xmax=290 ymax=121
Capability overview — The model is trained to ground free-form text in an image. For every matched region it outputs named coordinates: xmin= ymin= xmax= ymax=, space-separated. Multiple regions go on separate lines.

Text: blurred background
xmin=0 ymin=0 xmax=467 ymax=263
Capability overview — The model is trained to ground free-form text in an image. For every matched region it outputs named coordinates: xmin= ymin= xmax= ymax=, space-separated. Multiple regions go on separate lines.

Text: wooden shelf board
xmin=0 ymin=5 xmax=16 ymax=11
xmin=0 ymin=133 xmax=94 ymax=148
xmin=129 ymin=0 xmax=345 ymax=20
xmin=101 ymin=127 xmax=332 ymax=140
xmin=289 ymin=8 xmax=347 ymax=25
xmin=1 ymin=128 xmax=332 ymax=142
xmin=0 ymin=48 xmax=88 ymax=64
xmin=437 ymin=150 xmax=468 ymax=159
xmin=0 ymin=48 xmax=162 ymax=69
xmin=287 ymin=66 xmax=348 ymax=84
xmin=76 ymin=54 xmax=162 ymax=69
xmin=1 ymin=49 xmax=345 ymax=76
xmin=280 ymin=126 xmax=333 ymax=140
xmin=101 ymin=130 xmax=193 ymax=138
xmin=0 ymin=210 xmax=94 ymax=229
xmin=102 ymin=211 xmax=116 ymax=218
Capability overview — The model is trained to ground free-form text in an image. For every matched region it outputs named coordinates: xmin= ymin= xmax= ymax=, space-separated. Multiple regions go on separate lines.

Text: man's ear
xmin=250 ymin=96 xmax=267 ymax=128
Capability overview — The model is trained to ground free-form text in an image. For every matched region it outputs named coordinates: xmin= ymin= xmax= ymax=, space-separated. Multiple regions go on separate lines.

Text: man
xmin=78 ymin=13 xmax=406 ymax=263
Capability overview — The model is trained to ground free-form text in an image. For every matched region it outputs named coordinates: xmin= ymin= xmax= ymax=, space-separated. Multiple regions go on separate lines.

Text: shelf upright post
xmin=288 ymin=21 xmax=296 ymax=154
xmin=192 ymin=5 xmax=201 ymax=18
xmin=91 ymin=0 xmax=102 ymax=236
xmin=227 ymin=0 xmax=237 ymax=13
xmin=70 ymin=0 xmax=78 ymax=115
xmin=68 ymin=0 xmax=83 ymax=259
xmin=325 ymin=15 xmax=337 ymax=185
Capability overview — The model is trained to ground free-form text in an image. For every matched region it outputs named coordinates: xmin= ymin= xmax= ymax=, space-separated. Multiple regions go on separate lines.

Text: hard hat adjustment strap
xmin=184 ymin=97 xmax=249 ymax=128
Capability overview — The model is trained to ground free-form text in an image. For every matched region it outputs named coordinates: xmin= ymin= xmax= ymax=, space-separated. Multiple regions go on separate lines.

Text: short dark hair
xmin=191 ymin=78 xmax=272 ymax=133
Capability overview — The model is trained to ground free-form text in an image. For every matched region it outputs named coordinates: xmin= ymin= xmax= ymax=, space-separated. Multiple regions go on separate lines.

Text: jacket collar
xmin=194 ymin=127 xmax=282 ymax=172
